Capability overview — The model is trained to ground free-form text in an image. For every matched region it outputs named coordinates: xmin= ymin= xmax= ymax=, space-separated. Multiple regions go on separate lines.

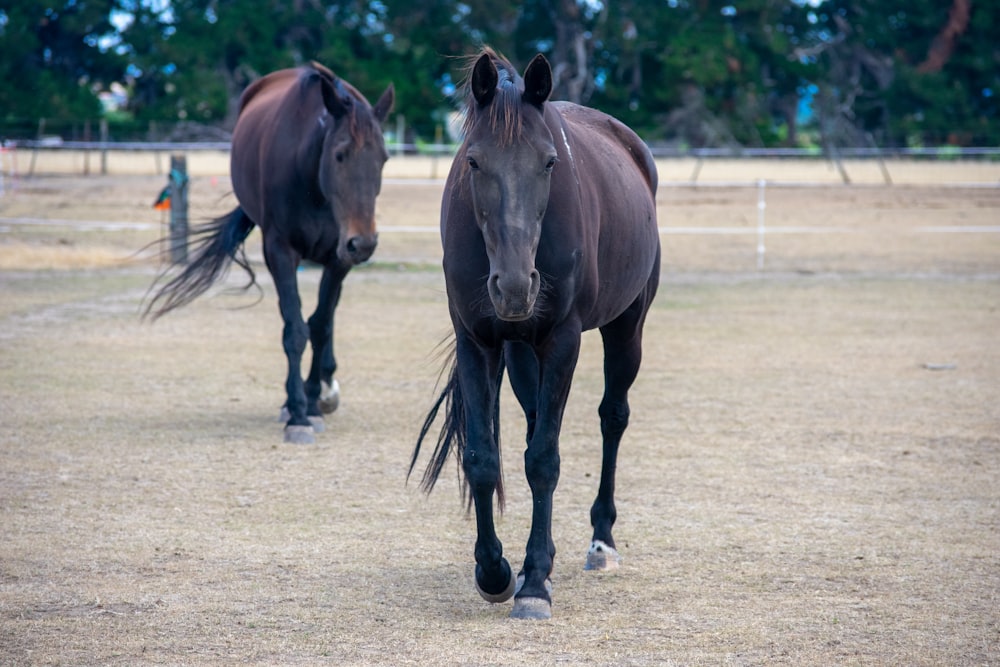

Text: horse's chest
xmin=288 ymin=211 xmax=340 ymax=263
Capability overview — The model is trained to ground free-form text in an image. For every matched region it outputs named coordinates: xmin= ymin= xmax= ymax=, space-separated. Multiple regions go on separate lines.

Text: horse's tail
xmin=143 ymin=206 xmax=257 ymax=320
xmin=409 ymin=345 xmax=505 ymax=511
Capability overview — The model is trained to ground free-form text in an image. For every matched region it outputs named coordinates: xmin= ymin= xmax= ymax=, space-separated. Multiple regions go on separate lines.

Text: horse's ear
xmin=471 ymin=53 xmax=498 ymax=107
xmin=320 ymin=76 xmax=350 ymax=119
xmin=522 ymin=54 xmax=553 ymax=108
xmin=373 ymin=84 xmax=394 ymax=124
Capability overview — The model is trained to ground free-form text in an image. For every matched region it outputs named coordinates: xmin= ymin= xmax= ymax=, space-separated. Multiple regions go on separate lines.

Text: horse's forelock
xmin=345 ymin=104 xmax=384 ymax=148
xmin=461 ymin=51 xmax=525 ymax=147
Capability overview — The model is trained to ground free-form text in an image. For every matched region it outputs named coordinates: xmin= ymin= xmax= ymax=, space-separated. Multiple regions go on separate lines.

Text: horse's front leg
xmin=457 ymin=336 xmax=515 ymax=605
xmin=304 ymin=263 xmax=350 ymax=427
xmin=512 ymin=328 xmax=581 ymax=620
xmin=264 ymin=237 xmax=313 ymax=444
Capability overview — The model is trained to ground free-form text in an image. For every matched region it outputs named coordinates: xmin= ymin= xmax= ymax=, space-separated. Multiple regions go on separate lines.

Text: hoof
xmin=514 ymin=572 xmax=553 ymax=596
xmin=510 ymin=597 xmax=552 ymax=620
xmin=475 ymin=562 xmax=516 ymax=604
xmin=280 ymin=410 xmax=326 ymax=432
xmin=584 ymin=540 xmax=621 ymax=571
xmin=319 ymin=379 xmax=340 ymax=414
xmin=283 ymin=424 xmax=315 ymax=445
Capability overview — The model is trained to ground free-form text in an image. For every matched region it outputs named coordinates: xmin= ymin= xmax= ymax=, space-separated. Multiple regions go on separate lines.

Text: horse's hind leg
xmin=305 ymin=263 xmax=350 ymax=425
xmin=263 ymin=236 xmax=313 ymax=444
xmin=587 ymin=295 xmax=653 ymax=570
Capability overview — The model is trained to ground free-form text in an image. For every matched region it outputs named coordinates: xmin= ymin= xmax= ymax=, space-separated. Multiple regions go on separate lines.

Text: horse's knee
xmin=599 ymin=400 xmax=630 ymax=439
xmin=524 ymin=445 xmax=560 ymax=492
xmin=282 ymin=320 xmax=308 ymax=356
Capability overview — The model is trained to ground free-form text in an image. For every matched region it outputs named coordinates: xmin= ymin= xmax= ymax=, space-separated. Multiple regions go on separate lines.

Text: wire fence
xmin=6 ymin=138 xmax=1000 ymax=159
xmin=2 ymin=140 xmax=999 ymax=187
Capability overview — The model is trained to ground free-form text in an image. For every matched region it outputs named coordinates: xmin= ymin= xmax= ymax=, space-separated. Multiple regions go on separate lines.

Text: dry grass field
xmin=1 ymin=169 xmax=998 ymax=665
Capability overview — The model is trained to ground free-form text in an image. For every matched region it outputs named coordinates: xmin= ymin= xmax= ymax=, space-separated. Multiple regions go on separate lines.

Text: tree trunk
xmin=917 ymin=0 xmax=971 ymax=73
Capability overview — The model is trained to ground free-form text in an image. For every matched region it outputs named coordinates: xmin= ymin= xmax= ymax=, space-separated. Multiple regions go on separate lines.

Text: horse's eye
xmin=545 ymin=156 xmax=557 ymax=172
xmin=335 ymin=152 xmax=345 ymax=163
xmin=467 ymin=157 xmax=479 ymax=170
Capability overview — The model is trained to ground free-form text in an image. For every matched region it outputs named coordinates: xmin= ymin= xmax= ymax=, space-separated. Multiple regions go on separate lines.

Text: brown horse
xmin=146 ymin=62 xmax=393 ymax=444
xmin=411 ymin=49 xmax=660 ymax=619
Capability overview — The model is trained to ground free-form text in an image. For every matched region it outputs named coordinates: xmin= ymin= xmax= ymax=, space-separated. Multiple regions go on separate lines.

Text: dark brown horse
xmin=146 ymin=62 xmax=393 ymax=444
xmin=411 ymin=49 xmax=660 ymax=619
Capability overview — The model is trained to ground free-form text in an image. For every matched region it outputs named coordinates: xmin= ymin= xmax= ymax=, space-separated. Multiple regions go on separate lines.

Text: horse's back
xmin=235 ymin=67 xmax=322 ymax=141
xmin=231 ymin=67 xmax=322 ymax=221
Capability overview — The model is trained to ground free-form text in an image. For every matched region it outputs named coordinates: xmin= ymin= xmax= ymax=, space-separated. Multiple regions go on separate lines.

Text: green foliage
xmin=0 ymin=0 xmax=125 ymax=126
xmin=816 ymin=0 xmax=998 ymax=147
xmin=0 ymin=0 xmax=996 ymax=148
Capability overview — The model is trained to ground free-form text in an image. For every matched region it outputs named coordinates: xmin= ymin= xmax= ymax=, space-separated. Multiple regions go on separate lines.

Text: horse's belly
xmin=586 ymin=218 xmax=659 ymax=329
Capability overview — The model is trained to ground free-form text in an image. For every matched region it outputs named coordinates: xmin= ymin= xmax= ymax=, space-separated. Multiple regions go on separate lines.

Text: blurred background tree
xmin=1 ymin=0 xmax=996 ymax=148
xmin=0 ymin=1 xmax=126 ymax=126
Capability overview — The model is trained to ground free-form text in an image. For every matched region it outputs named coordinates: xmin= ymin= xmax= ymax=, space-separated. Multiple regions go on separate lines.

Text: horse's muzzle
xmin=488 ymin=269 xmax=540 ymax=321
xmin=342 ymin=234 xmax=378 ymax=265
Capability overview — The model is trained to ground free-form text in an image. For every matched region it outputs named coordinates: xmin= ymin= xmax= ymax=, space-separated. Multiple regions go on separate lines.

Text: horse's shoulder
xmin=552 ymin=103 xmax=657 ymax=196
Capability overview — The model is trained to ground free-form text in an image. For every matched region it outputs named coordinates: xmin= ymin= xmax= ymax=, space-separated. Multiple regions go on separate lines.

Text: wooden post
xmin=168 ymin=155 xmax=189 ymax=264
xmin=690 ymin=156 xmax=704 ymax=184
xmin=83 ymin=119 xmax=91 ymax=176
xmin=100 ymin=119 xmax=109 ymax=175
xmin=432 ymin=123 xmax=443 ymax=180
xmin=756 ymin=179 xmax=767 ymax=270
xmin=28 ymin=118 xmax=45 ymax=177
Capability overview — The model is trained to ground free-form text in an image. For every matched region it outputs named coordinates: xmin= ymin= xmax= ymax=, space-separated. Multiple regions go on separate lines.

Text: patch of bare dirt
xmin=0 ymin=175 xmax=997 ymax=665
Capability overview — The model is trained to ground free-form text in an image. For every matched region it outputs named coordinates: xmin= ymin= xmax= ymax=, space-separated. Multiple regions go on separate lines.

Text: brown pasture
xmin=0 ymin=172 xmax=998 ymax=665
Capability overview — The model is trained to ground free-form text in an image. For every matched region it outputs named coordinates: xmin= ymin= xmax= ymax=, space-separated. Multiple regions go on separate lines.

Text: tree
xmin=3 ymin=0 xmax=996 ymax=147
xmin=121 ymin=0 xmax=396 ymax=133
xmin=584 ymin=1 xmax=817 ymax=148
xmin=812 ymin=0 xmax=999 ymax=147
xmin=123 ymin=0 xmax=307 ymax=128
xmin=0 ymin=1 xmax=126 ymax=132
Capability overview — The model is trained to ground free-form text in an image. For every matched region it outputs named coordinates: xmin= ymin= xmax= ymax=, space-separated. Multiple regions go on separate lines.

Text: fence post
xmin=169 ymin=155 xmax=189 ymax=264
xmin=28 ymin=119 xmax=45 ymax=177
xmin=432 ymin=123 xmax=443 ymax=180
xmin=83 ymin=120 xmax=91 ymax=176
xmin=100 ymin=119 xmax=109 ymax=175
xmin=756 ymin=179 xmax=766 ymax=270
xmin=690 ymin=156 xmax=704 ymax=184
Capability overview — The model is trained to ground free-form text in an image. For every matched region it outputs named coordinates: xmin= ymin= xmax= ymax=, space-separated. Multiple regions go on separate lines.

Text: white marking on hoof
xmin=308 ymin=415 xmax=325 ymax=432
xmin=475 ymin=571 xmax=516 ymax=604
xmin=510 ymin=597 xmax=552 ymax=620
xmin=584 ymin=540 xmax=621 ymax=571
xmin=278 ymin=406 xmax=290 ymax=422
xmin=283 ymin=424 xmax=315 ymax=445
xmin=319 ymin=379 xmax=340 ymax=414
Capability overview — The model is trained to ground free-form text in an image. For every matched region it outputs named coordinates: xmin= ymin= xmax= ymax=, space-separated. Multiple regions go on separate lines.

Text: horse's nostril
xmin=345 ymin=235 xmax=377 ymax=263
